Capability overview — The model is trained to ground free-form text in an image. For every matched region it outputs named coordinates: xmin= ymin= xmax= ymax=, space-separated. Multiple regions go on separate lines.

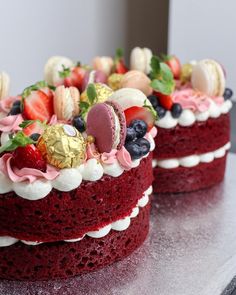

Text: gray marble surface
xmin=0 ymin=154 xmax=235 ymax=295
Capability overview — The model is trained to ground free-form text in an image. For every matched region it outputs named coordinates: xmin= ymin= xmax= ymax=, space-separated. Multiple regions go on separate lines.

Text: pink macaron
xmin=86 ymin=101 xmax=127 ymax=153
xmin=53 ymin=85 xmax=80 ymax=121
xmin=82 ymin=70 xmax=107 ymax=91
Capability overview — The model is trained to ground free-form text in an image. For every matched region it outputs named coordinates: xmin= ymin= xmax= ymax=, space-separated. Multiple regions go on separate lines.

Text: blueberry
xmin=30 ymin=133 xmax=40 ymax=142
xmin=147 ymin=95 xmax=159 ymax=108
xmin=125 ymin=141 xmax=142 ymax=160
xmin=156 ymin=106 xmax=166 ymax=119
xmin=129 ymin=120 xmax=147 ymax=138
xmin=136 ymin=138 xmax=150 ymax=156
xmin=12 ymin=100 xmax=21 ymax=107
xmin=125 ymin=127 xmax=136 ymax=142
xmin=171 ymin=103 xmax=183 ymax=118
xmin=73 ymin=116 xmax=85 ymax=133
xmin=223 ymin=88 xmax=233 ymax=100
xmin=8 ymin=104 xmax=22 ymax=115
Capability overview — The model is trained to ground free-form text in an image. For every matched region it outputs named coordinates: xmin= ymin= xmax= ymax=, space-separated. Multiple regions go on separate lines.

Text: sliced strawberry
xmin=23 ymin=90 xmax=54 ymax=122
xmin=115 ymin=60 xmax=128 ymax=74
xmin=40 ymin=87 xmax=54 ymax=101
xmin=164 ymin=56 xmax=181 ymax=79
xmin=154 ymin=91 xmax=173 ymax=110
xmin=124 ymin=106 xmax=155 ymax=131
xmin=11 ymin=144 xmax=46 ymax=172
xmin=64 ymin=67 xmax=86 ymax=91
xmin=23 ymin=121 xmax=44 ymax=137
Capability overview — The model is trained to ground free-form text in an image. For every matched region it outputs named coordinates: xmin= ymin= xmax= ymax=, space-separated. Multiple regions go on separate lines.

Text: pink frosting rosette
xmin=172 ymin=88 xmax=224 ymax=113
xmin=0 ymin=153 xmax=59 ymax=183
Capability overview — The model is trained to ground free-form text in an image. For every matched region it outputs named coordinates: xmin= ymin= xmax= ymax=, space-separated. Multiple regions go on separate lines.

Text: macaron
xmin=120 ymin=70 xmax=152 ymax=96
xmin=44 ymin=56 xmax=74 ymax=86
xmin=109 ymin=88 xmax=152 ymax=111
xmin=130 ymin=47 xmax=152 ymax=74
xmin=191 ymin=59 xmax=226 ymax=96
xmin=82 ymin=70 xmax=107 ymax=91
xmin=53 ymin=86 xmax=80 ymax=120
xmin=0 ymin=71 xmax=10 ymax=99
xmin=86 ymin=101 xmax=126 ymax=153
xmin=92 ymin=56 xmax=114 ymax=76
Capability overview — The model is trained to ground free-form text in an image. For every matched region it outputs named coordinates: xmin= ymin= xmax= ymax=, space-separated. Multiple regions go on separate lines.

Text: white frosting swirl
xmin=153 ymin=142 xmax=230 ymax=169
xmin=156 ymin=100 xmax=232 ymax=129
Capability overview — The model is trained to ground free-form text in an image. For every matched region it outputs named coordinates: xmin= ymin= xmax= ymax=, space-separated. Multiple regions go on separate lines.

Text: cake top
xmin=0 ymin=55 xmax=158 ymax=200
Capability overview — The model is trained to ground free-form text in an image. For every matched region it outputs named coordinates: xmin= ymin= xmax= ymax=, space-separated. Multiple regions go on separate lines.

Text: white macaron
xmin=0 ymin=71 xmax=10 ymax=99
xmin=191 ymin=59 xmax=225 ymax=96
xmin=130 ymin=47 xmax=152 ymax=74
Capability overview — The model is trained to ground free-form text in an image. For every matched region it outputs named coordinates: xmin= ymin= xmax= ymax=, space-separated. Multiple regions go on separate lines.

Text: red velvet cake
xmin=126 ymin=48 xmax=232 ymax=193
xmin=0 ymin=64 xmax=157 ymax=280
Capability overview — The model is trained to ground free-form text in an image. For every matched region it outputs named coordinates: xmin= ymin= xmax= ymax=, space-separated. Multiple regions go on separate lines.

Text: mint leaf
xmin=86 ymin=84 xmax=97 ymax=104
xmin=19 ymin=119 xmax=42 ymax=129
xmin=150 ymin=56 xmax=161 ymax=79
xmin=58 ymin=64 xmax=71 ymax=78
xmin=76 ymin=61 xmax=81 ymax=67
xmin=79 ymin=101 xmax=90 ymax=118
xmin=150 ymin=79 xmax=174 ymax=95
xmin=0 ymin=132 xmax=35 ymax=154
xmin=160 ymin=63 xmax=174 ymax=81
xmin=115 ymin=48 xmax=124 ymax=60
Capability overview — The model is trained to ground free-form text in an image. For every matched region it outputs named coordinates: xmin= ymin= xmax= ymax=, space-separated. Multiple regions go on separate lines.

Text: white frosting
xmin=153 ymin=142 xmax=231 ymax=169
xmin=0 ymin=132 xmax=10 ymax=146
xmin=0 ymin=186 xmax=152 ymax=247
xmin=156 ymin=99 xmax=232 ymax=129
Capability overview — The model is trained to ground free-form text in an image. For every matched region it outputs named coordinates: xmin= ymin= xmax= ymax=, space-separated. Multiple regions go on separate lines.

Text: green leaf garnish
xmin=0 ymin=132 xmax=35 ymax=154
xmin=149 ymin=56 xmax=174 ymax=95
xmin=115 ymin=48 xmax=124 ymax=61
xmin=19 ymin=119 xmax=43 ymax=129
xmin=58 ymin=64 xmax=71 ymax=78
xmin=86 ymin=84 xmax=97 ymax=105
xmin=76 ymin=61 xmax=81 ymax=67
xmin=79 ymin=101 xmax=90 ymax=118
xmin=144 ymin=99 xmax=158 ymax=121
xmin=150 ymin=56 xmax=161 ymax=79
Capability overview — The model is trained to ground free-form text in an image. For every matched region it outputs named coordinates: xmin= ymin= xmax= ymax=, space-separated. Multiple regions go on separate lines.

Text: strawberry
xmin=60 ymin=65 xmax=86 ymax=91
xmin=114 ymin=48 xmax=128 ymax=74
xmin=22 ymin=121 xmax=44 ymax=137
xmin=124 ymin=106 xmax=155 ymax=131
xmin=163 ymin=55 xmax=181 ymax=79
xmin=12 ymin=144 xmax=46 ymax=172
xmin=23 ymin=90 xmax=54 ymax=122
xmin=154 ymin=92 xmax=173 ymax=110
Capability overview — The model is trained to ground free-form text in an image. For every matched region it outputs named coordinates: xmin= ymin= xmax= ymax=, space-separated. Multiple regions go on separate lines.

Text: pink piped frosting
xmin=0 ymin=114 xmax=24 ymax=132
xmin=0 ymin=153 xmax=59 ymax=183
xmin=87 ymin=143 xmax=132 ymax=170
xmin=172 ymin=88 xmax=224 ymax=113
xmin=0 ymin=96 xmax=20 ymax=114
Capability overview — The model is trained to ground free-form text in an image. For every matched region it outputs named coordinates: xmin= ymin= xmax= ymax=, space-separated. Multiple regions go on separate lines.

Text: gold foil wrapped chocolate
xmin=80 ymin=83 xmax=113 ymax=103
xmin=180 ymin=63 xmax=194 ymax=84
xmin=107 ymin=73 xmax=123 ymax=91
xmin=37 ymin=124 xmax=86 ymax=169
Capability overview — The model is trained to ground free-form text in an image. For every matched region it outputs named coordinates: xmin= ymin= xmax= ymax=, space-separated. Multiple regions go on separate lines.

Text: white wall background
xmin=169 ymin=0 xmax=235 ymax=99
xmin=0 ymin=0 xmax=127 ymax=95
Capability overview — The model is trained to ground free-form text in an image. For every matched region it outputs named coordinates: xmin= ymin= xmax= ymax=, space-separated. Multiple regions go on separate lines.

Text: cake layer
xmin=153 ymin=142 xmax=230 ymax=169
xmin=153 ymin=114 xmax=230 ymax=159
xmin=0 ymin=203 xmax=150 ymax=280
xmin=0 ymin=154 xmax=153 ymax=242
xmin=0 ymin=188 xmax=151 ymax=246
xmin=153 ymin=155 xmax=226 ymax=193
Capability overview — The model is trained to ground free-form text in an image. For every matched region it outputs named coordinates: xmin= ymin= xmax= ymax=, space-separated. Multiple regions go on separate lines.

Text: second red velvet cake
xmin=0 ymin=64 xmax=157 ymax=280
